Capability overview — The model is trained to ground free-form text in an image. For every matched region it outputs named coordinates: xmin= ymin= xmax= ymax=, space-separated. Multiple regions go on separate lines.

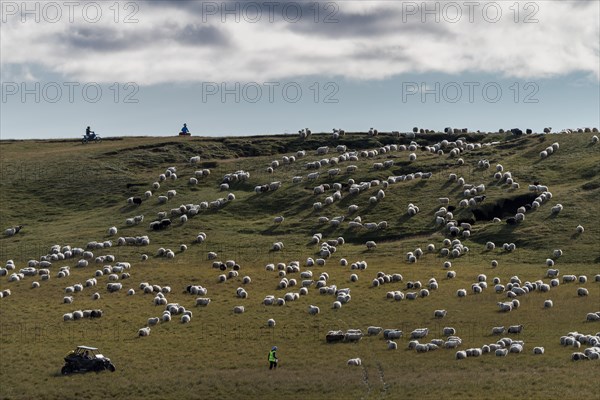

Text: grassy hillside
xmin=0 ymin=132 xmax=599 ymax=400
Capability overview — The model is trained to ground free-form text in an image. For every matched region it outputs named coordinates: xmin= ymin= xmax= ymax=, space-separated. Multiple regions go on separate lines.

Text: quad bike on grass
xmin=61 ymin=345 xmax=116 ymax=375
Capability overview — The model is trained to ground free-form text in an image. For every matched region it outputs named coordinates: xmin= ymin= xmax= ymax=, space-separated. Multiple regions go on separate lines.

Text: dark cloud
xmin=290 ymin=9 xmax=453 ymax=39
xmin=144 ymin=1 xmax=451 ymax=38
xmin=63 ymin=27 xmax=138 ymax=52
xmin=61 ymin=23 xmax=229 ymax=53
xmin=176 ymin=24 xmax=230 ymax=46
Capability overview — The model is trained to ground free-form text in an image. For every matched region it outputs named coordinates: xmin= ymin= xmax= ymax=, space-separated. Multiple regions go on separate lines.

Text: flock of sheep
xmin=1 ymin=129 xmax=599 ymax=370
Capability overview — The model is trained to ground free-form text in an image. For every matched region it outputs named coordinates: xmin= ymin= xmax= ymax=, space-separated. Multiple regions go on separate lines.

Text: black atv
xmin=61 ymin=345 xmax=116 ymax=375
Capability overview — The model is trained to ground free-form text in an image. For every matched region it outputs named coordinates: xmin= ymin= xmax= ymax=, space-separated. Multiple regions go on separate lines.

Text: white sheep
xmin=367 ymin=326 xmax=383 ymax=336
xmin=443 ymin=327 xmax=456 ymax=336
xmin=308 ymin=305 xmax=320 ymax=315
xmin=347 ymin=358 xmax=362 ymax=366
xmin=491 ymin=326 xmax=505 ymax=335
xmin=495 ymin=348 xmax=509 ymax=357
xmin=138 ymin=327 xmax=151 ymax=337
xmin=586 ymin=313 xmax=600 ymax=321
xmin=410 ymin=328 xmax=429 ymax=339
xmin=195 ymin=297 xmax=211 ymax=306
xmin=507 ymin=325 xmax=524 ymax=334
xmin=233 ymin=306 xmax=245 ymax=314
xmin=509 ymin=344 xmax=523 ymax=353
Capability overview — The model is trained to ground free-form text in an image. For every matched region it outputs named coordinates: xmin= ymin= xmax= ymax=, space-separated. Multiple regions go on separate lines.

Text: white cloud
xmin=1 ymin=1 xmax=598 ymax=85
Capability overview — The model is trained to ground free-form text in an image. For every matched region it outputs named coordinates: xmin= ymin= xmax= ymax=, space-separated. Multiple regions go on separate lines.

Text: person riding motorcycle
xmin=86 ymin=126 xmax=96 ymax=140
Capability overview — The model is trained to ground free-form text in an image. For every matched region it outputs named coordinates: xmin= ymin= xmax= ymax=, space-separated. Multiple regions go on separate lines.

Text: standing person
xmin=180 ymin=123 xmax=190 ymax=135
xmin=268 ymin=346 xmax=278 ymax=369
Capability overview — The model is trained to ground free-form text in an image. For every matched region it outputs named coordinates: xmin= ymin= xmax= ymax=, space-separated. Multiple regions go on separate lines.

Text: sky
xmin=1 ymin=0 xmax=599 ymax=139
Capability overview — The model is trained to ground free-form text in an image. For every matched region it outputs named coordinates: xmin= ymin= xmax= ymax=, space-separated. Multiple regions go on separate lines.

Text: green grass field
xmin=0 ymin=132 xmax=598 ymax=400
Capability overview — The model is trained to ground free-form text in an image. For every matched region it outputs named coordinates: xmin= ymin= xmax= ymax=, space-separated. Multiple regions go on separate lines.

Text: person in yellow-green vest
xmin=268 ymin=346 xmax=278 ymax=369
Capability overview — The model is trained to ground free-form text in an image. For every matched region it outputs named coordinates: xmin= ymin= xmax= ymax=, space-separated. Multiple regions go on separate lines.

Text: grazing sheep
xmin=233 ymin=306 xmax=245 ymax=314
xmin=495 ymin=348 xmax=509 ymax=357
xmin=571 ymin=352 xmax=588 ymax=361
xmin=443 ymin=327 xmax=456 ymax=336
xmin=272 ymin=242 xmax=284 ymax=251
xmin=196 ymin=298 xmax=211 ymax=306
xmin=410 ymin=328 xmax=429 ymax=340
xmin=586 ymin=313 xmax=600 ymax=321
xmin=577 ymin=288 xmax=589 ymax=297
xmin=415 ymin=344 xmax=430 ymax=353
xmin=509 ymin=343 xmax=523 ymax=353
xmin=507 ymin=325 xmax=524 ymax=334
xmin=4 ymin=225 xmax=23 ymax=237
xmin=544 ymin=300 xmax=553 ymax=308
xmin=138 ymin=327 xmax=151 ymax=337
xmin=267 ymin=319 xmax=276 ymax=327
xmin=367 ymin=326 xmax=383 ymax=336
xmin=492 ymin=326 xmax=505 ymax=335
xmin=533 ymin=347 xmax=545 ymax=355
xmin=347 ymin=358 xmax=362 ymax=366
xmin=308 ymin=305 xmax=320 ymax=315
xmin=434 ymin=310 xmax=447 ymax=318
xmin=385 ymin=330 xmax=403 ymax=340
xmin=576 ymin=225 xmax=585 ymax=233
xmin=546 ymin=268 xmax=559 ymax=278
xmin=344 ymin=329 xmax=363 ymax=342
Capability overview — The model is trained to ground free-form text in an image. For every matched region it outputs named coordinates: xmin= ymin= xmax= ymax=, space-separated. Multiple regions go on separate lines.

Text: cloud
xmin=176 ymin=24 xmax=231 ymax=47
xmin=1 ymin=1 xmax=598 ymax=85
